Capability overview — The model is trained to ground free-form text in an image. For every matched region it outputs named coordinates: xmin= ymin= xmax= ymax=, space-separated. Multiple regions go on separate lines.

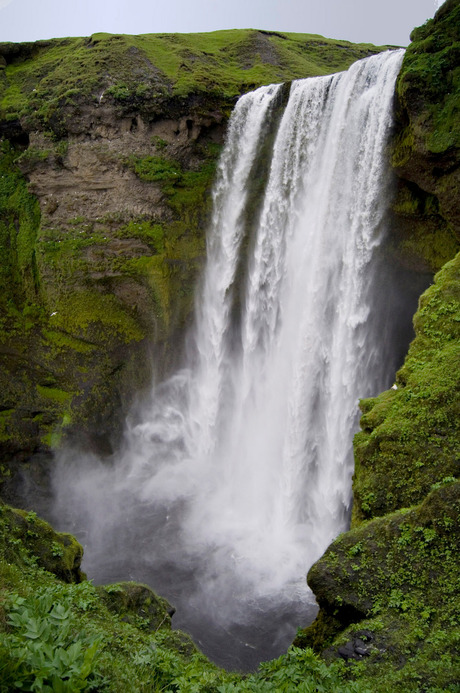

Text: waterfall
xmin=54 ymin=49 xmax=405 ymax=669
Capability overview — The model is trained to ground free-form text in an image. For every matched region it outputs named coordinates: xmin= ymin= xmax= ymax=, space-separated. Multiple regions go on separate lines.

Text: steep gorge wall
xmin=0 ymin=85 xmax=225 ymax=481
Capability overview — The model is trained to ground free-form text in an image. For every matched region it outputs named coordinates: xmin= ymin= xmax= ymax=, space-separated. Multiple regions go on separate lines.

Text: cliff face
xmin=296 ymin=3 xmax=460 ymax=689
xmin=0 ymin=30 xmax=390 ymax=487
xmin=389 ymin=0 xmax=460 ymax=273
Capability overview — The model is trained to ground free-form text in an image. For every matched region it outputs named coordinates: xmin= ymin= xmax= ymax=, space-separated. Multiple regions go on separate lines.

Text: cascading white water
xmin=54 ymin=49 xmax=406 ymax=669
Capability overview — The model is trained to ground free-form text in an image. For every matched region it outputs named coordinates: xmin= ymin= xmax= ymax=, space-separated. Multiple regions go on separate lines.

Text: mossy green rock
xmin=97 ymin=581 xmax=175 ymax=632
xmin=353 ymin=251 xmax=459 ymax=523
xmin=389 ymin=0 xmax=460 ymax=272
xmin=0 ymin=501 xmax=84 ymax=582
xmin=296 ymin=482 xmax=460 ymax=691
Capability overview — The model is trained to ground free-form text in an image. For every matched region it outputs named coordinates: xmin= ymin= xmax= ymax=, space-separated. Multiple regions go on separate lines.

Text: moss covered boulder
xmin=0 ymin=501 xmax=84 ymax=582
xmin=97 ymin=581 xmax=175 ymax=632
xmin=296 ymin=482 xmax=460 ymax=691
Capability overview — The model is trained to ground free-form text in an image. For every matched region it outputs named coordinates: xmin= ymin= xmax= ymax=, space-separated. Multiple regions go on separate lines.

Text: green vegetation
xmin=129 ymin=29 xmax=388 ymax=100
xmin=4 ymin=484 xmax=457 ymax=690
xmin=0 ymin=30 xmax=390 ymax=131
xmin=0 ymin=141 xmax=40 ymax=319
xmin=297 ymin=482 xmax=460 ymax=692
xmin=0 ymin=504 xmax=84 ymax=583
xmin=390 ymin=181 xmax=459 ymax=273
xmin=0 ymin=500 xmax=375 ymax=692
xmin=353 ymin=252 xmax=459 ymax=522
xmin=1 ymin=591 xmax=101 ymax=692
xmin=391 ymin=0 xmax=460 ymax=266
xmin=130 ymin=155 xmax=182 ymax=183
xmin=394 ymin=0 xmax=460 ymax=159
xmin=48 ymin=291 xmax=145 ymax=343
xmin=123 ymin=151 xmax=217 ymax=329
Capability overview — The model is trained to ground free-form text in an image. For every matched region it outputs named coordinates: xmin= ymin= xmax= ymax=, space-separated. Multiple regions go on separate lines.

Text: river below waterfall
xmin=51 ymin=49 xmax=415 ymax=670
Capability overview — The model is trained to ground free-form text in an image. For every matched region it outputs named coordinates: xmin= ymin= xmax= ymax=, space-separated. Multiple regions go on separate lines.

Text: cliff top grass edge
xmin=0 ymin=28 xmax=394 ymax=126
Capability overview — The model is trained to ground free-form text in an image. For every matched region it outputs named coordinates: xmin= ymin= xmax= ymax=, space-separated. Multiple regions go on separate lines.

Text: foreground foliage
xmin=0 ymin=502 xmax=373 ymax=692
xmin=297 ymin=482 xmax=460 ymax=691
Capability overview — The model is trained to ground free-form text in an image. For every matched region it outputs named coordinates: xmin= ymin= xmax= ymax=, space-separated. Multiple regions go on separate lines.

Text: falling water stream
xmin=54 ymin=49 xmax=408 ymax=670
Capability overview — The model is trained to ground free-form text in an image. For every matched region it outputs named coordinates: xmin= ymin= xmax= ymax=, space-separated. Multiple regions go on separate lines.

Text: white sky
xmin=0 ymin=0 xmax=443 ymax=47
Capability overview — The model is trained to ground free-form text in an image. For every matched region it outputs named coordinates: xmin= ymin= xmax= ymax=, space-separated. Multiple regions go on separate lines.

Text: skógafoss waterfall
xmin=54 ymin=49 xmax=406 ymax=669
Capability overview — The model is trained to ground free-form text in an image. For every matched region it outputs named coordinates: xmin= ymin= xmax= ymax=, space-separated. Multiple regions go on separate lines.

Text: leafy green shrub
xmin=130 ymin=155 xmax=182 ymax=183
xmin=105 ymin=83 xmax=131 ymax=101
xmin=0 ymin=591 xmax=101 ymax=692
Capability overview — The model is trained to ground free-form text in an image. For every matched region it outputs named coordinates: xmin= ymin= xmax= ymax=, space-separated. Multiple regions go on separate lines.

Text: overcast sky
xmin=0 ymin=0 xmax=444 ymax=47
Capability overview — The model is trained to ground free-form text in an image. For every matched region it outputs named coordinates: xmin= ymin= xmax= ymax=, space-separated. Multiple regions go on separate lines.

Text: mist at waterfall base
xmin=52 ymin=49 xmax=413 ymax=670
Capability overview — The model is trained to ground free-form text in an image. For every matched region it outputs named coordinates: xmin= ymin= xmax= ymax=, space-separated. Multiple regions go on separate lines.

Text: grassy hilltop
xmin=0 ymin=29 xmax=390 ymax=121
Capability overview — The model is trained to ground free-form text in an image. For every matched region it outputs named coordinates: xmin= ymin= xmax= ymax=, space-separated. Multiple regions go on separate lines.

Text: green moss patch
xmin=49 ymin=291 xmax=145 ymax=344
xmin=0 ymin=141 xmax=41 ymax=321
xmin=390 ymin=0 xmax=460 ymax=279
xmin=0 ymin=504 xmax=84 ymax=583
xmin=97 ymin=581 xmax=174 ymax=632
xmin=390 ymin=180 xmax=460 ymax=273
xmin=353 ymin=252 xmax=459 ymax=522
xmin=300 ymin=482 xmax=459 ymax=692
xmin=394 ymin=0 xmax=460 ymax=159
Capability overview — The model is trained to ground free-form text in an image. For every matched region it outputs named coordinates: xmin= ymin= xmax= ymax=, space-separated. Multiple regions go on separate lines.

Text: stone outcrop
xmin=389 ymin=0 xmax=460 ymax=273
xmin=97 ymin=581 xmax=176 ymax=632
xmin=0 ymin=501 xmax=85 ymax=583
